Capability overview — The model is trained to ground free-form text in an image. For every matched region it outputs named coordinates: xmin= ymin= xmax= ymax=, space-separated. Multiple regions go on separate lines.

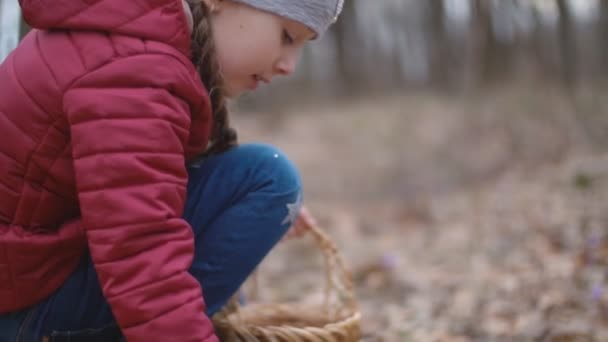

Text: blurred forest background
xmin=250 ymin=0 xmax=608 ymax=99
xmin=2 ymin=0 xmax=608 ymax=340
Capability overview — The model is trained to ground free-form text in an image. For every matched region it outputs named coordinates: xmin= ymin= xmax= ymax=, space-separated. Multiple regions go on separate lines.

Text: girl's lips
xmin=248 ymin=75 xmax=271 ymax=90
xmin=249 ymin=76 xmax=259 ymax=90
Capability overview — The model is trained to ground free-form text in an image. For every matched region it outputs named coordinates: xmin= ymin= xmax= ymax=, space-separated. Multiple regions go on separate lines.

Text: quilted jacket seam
xmin=66 ymin=32 xmax=87 ymax=73
xmin=116 ymin=273 xmax=203 ymax=329
xmin=31 ymin=129 xmax=72 ymax=224
xmin=0 ymin=116 xmax=35 ymax=146
xmin=113 ymin=1 xmax=171 ymax=32
xmin=124 ymin=293 xmax=209 ymax=333
xmin=53 ymin=0 xmax=106 ymax=29
xmin=34 ymin=33 xmax=61 ymax=98
xmin=79 ymin=180 xmax=186 ymax=196
xmin=0 ymin=150 xmax=26 ymax=189
xmin=10 ymin=54 xmax=46 ymax=226
xmin=61 ymin=50 xmax=191 ymax=95
xmin=75 ymin=150 xmax=184 ymax=160
xmin=0 ymin=175 xmax=19 ymax=197
xmin=93 ymin=242 xmax=189 ymax=278
xmin=8 ymin=58 xmax=48 ymax=142
xmin=70 ymin=116 xmax=189 ymax=137
xmin=106 ymin=33 xmax=119 ymax=57
xmin=16 ymin=119 xmax=63 ymax=227
xmin=85 ymin=217 xmax=186 ymax=233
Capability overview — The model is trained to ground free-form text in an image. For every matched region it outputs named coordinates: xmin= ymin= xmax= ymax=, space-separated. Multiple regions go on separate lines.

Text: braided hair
xmin=187 ymin=0 xmax=238 ymax=156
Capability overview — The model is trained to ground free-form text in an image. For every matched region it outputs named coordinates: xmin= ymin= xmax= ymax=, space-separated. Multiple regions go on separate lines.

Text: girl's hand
xmin=283 ymin=206 xmax=317 ymax=240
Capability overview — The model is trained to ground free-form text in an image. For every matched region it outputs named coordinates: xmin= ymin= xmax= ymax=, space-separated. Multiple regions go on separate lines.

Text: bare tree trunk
xmin=556 ymin=0 xmax=576 ymax=87
xmin=469 ymin=0 xmax=499 ymax=85
xmin=427 ymin=0 xmax=449 ymax=88
xmin=468 ymin=0 xmax=486 ymax=86
xmin=333 ymin=0 xmax=358 ymax=93
xmin=529 ymin=5 xmax=552 ymax=81
xmin=469 ymin=0 xmax=519 ymax=86
xmin=600 ymin=1 xmax=608 ymax=71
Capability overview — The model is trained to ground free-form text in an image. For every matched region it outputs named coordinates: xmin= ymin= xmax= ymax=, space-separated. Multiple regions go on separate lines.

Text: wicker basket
xmin=212 ymin=223 xmax=361 ymax=341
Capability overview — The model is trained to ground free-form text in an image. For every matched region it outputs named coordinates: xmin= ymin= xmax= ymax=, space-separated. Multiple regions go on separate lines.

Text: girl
xmin=0 ymin=0 xmax=342 ymax=341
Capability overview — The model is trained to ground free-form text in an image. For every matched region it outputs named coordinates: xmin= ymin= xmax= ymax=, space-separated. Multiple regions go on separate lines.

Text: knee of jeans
xmin=238 ymin=143 xmax=302 ymax=195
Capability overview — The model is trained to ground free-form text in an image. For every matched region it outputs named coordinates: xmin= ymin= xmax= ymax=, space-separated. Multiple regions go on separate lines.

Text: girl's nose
xmin=275 ymin=51 xmax=300 ymax=76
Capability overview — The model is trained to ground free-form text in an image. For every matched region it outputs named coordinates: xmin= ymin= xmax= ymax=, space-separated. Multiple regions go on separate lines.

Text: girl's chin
xmin=223 ymin=85 xmax=245 ymax=98
xmin=220 ymin=81 xmax=256 ymax=98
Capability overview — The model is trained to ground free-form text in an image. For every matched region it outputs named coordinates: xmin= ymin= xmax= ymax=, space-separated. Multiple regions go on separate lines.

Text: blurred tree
xmin=235 ymin=0 xmax=608 ymax=100
xmin=469 ymin=0 xmax=513 ymax=85
xmin=523 ymin=1 xmax=561 ymax=83
xmin=333 ymin=0 xmax=359 ymax=92
xmin=600 ymin=0 xmax=608 ymax=71
xmin=529 ymin=4 xmax=551 ymax=80
xmin=426 ymin=0 xmax=449 ymax=87
xmin=556 ymin=0 xmax=576 ymax=87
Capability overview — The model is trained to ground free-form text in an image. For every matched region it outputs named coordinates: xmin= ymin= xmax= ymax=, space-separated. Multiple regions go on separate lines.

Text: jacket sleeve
xmin=63 ymin=53 xmax=218 ymax=342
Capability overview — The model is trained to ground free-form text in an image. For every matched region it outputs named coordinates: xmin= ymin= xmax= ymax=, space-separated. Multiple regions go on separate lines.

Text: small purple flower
xmin=381 ymin=252 xmax=398 ymax=270
xmin=592 ymin=283 xmax=604 ymax=302
xmin=588 ymin=233 xmax=602 ymax=250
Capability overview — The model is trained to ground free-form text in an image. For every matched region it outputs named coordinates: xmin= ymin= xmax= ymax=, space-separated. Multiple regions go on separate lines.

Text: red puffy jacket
xmin=0 ymin=0 xmax=217 ymax=340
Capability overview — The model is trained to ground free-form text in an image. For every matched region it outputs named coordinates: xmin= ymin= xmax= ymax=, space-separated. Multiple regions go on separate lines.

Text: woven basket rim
xmin=212 ymin=224 xmax=361 ymax=341
xmin=216 ymin=312 xmax=362 ymax=340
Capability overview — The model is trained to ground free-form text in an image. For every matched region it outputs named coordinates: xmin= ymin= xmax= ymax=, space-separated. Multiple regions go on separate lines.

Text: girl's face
xmin=203 ymin=0 xmax=315 ymax=97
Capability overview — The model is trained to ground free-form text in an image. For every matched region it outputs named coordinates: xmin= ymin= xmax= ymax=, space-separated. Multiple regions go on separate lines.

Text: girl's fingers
xmin=297 ymin=206 xmax=317 ymax=229
xmin=282 ymin=206 xmax=317 ymax=241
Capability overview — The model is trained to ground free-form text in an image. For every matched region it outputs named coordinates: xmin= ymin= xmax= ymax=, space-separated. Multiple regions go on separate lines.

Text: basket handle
xmin=222 ymin=223 xmax=358 ymax=318
xmin=305 ymin=223 xmax=357 ymax=314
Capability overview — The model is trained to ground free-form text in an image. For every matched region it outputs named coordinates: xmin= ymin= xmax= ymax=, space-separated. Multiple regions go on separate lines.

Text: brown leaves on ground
xmin=233 ymin=89 xmax=608 ymax=341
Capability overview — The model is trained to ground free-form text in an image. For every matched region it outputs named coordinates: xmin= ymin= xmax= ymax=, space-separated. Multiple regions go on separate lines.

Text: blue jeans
xmin=0 ymin=144 xmax=302 ymax=342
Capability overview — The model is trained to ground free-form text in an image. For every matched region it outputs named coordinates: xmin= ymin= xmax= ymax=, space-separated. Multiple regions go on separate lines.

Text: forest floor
xmin=230 ymin=87 xmax=608 ymax=341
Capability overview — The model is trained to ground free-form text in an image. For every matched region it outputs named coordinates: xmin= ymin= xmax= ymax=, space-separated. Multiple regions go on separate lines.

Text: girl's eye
xmin=282 ymin=29 xmax=294 ymax=45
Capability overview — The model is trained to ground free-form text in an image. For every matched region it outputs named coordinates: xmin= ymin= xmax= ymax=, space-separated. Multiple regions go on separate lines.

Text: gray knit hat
xmin=233 ymin=0 xmax=344 ymax=38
